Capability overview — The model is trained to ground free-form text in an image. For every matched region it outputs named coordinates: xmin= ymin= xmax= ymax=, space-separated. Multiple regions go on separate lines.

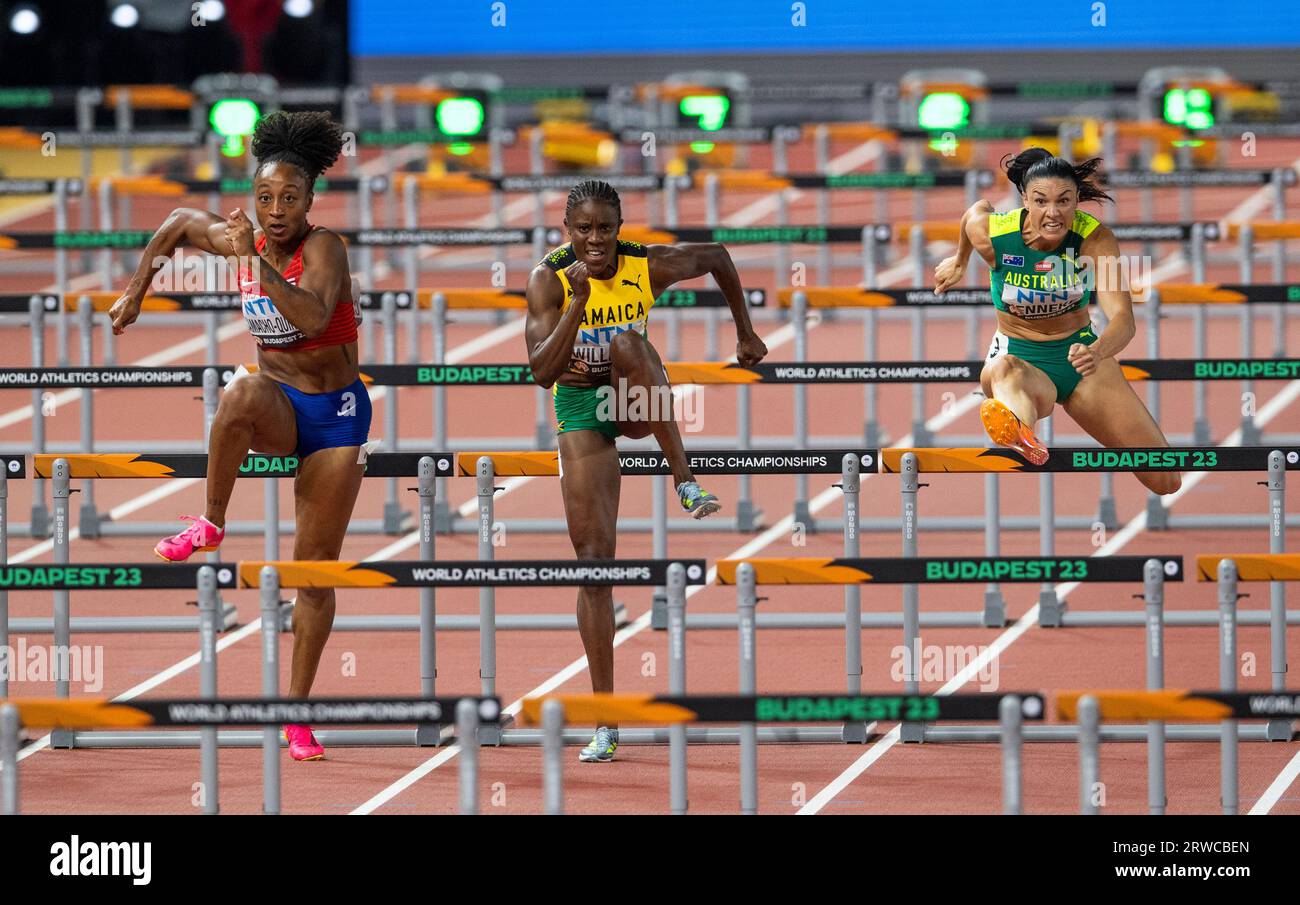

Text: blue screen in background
xmin=352 ymin=0 xmax=1300 ymax=56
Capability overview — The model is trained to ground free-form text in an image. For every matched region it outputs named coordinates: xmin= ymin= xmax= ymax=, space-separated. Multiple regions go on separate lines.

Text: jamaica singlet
xmin=545 ymin=240 xmax=654 ymax=378
xmin=988 ymin=208 xmax=1099 ymax=321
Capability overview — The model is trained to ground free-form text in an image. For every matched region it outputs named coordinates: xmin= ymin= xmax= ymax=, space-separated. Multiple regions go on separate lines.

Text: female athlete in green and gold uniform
xmin=935 ymin=148 xmax=1179 ymax=495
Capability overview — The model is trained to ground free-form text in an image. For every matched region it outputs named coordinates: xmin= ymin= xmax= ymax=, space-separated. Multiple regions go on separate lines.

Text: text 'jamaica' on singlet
xmin=239 ymin=225 xmax=360 ymax=351
xmin=988 ymin=208 xmax=1099 ymax=320
xmin=545 ymin=240 xmax=654 ymax=377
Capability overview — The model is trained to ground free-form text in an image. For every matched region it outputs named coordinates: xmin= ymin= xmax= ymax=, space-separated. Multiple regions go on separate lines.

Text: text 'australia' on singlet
xmin=545 ymin=240 xmax=654 ymax=378
xmin=988 ymin=208 xmax=1099 ymax=321
xmin=239 ymin=226 xmax=360 ymax=351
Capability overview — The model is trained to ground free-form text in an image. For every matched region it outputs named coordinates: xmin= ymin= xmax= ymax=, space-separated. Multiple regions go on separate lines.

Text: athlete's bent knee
xmin=609 ymin=330 xmax=652 ymax=371
xmin=221 ymin=373 xmax=280 ymax=413
xmin=984 ymin=354 xmax=1025 ymax=385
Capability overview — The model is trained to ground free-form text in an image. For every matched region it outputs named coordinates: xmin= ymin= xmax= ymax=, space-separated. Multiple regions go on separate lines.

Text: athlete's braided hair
xmin=1002 ymin=147 xmax=1113 ymax=204
xmin=565 ymin=179 xmax=622 ymax=220
xmin=250 ymin=110 xmax=344 ymax=191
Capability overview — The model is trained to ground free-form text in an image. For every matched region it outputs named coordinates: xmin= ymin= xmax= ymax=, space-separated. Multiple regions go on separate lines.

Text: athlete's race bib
xmin=240 ymin=278 xmax=307 ymax=347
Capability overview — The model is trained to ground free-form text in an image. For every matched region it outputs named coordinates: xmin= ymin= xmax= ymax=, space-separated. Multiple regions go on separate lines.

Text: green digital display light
xmin=436 ymin=97 xmax=485 ymax=137
xmin=1163 ymin=87 xmax=1215 ymax=130
xmin=917 ymin=92 xmax=969 ymax=131
xmin=208 ymin=98 xmax=261 ymax=157
xmin=679 ymin=95 xmax=730 ymax=131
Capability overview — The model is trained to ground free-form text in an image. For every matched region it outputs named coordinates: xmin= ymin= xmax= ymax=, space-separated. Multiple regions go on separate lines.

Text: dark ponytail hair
xmin=250 ymin=110 xmax=344 ymax=191
xmin=1002 ymin=147 xmax=1113 ymax=204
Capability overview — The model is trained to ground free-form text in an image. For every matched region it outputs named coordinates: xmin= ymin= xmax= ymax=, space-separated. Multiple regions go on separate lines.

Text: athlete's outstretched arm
xmin=1069 ymin=225 xmax=1136 ymax=376
xmin=525 ymin=262 xmax=591 ymax=388
xmin=934 ymin=199 xmax=995 ymax=293
xmin=110 ymin=208 xmax=237 ymax=333
xmin=647 ymin=243 xmax=766 ymax=366
xmin=227 ymin=212 xmax=348 ymax=340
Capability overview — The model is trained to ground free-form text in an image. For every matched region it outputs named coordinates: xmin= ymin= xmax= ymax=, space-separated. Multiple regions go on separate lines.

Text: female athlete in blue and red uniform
xmin=109 ymin=111 xmax=367 ymax=760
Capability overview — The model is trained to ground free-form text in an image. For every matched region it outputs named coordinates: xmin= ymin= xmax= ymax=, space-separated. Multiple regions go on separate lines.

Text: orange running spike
xmin=980 ymin=398 xmax=1049 ymax=466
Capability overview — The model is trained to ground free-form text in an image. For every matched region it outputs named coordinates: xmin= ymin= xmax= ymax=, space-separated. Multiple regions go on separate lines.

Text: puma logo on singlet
xmin=620 ymin=276 xmax=643 ymax=291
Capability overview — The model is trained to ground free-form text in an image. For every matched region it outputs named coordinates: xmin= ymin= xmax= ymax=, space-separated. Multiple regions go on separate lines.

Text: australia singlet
xmin=239 ymin=226 xmax=360 ymax=350
xmin=988 ymin=208 xmax=1099 ymax=321
xmin=545 ymin=240 xmax=654 ymax=378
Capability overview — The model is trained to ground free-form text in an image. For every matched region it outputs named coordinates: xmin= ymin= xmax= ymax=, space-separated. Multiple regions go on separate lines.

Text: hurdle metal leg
xmin=382 ymin=294 xmax=408 ymax=533
xmin=1078 ymin=694 xmax=1100 ymax=815
xmin=839 ymin=454 xmax=868 ymax=743
xmin=1265 ymin=451 xmax=1293 ymax=741
xmin=982 ymin=469 xmax=1006 ymax=627
xmin=1000 ymin=695 xmax=1022 ymax=815
xmin=899 ymin=452 xmax=923 ymax=743
xmin=651 ymin=475 xmax=668 ymax=629
xmin=667 ymin=563 xmax=688 ymax=813
xmin=737 ymin=563 xmax=758 ymax=814
xmin=430 ymin=294 xmax=454 ymax=533
xmin=198 ymin=566 xmax=219 ymax=815
xmin=260 ymin=566 xmax=281 ymax=815
xmin=542 ymin=699 xmax=564 ymax=815
xmin=1 ymin=703 xmax=17 ymax=815
xmin=50 ymin=460 xmax=73 ymax=749
xmin=1219 ymin=561 xmax=1239 ymax=816
xmin=791 ymin=291 xmax=811 ymax=529
xmin=1238 ymin=226 xmax=1261 ymax=446
xmin=29 ymin=298 xmax=49 ymax=539
xmin=1145 ymin=559 xmax=1166 ymax=815
xmin=735 ymin=383 xmax=762 ymax=531
xmin=1037 ymin=418 xmax=1064 ymax=627
xmin=76 ymin=297 xmax=101 ymax=538
xmin=476 ymin=457 xmax=503 ymax=745
xmin=415 ymin=456 xmax=444 ymax=745
xmin=457 ymin=699 xmax=480 ymax=815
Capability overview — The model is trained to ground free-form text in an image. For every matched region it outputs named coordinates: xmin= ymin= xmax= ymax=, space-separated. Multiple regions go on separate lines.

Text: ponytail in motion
xmin=1001 ymin=147 xmax=1113 ymax=204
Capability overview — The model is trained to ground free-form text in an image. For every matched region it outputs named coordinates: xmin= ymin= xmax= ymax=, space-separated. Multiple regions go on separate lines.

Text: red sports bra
xmin=239 ymin=225 xmax=359 ymax=351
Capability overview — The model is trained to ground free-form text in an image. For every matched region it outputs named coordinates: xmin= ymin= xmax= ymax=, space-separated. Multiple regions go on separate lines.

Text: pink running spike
xmin=153 ymin=515 xmax=224 ymax=563
xmin=283 ymin=724 xmax=325 ymax=761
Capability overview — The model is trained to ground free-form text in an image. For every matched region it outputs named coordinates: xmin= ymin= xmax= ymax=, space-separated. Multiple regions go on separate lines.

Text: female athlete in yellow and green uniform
xmin=525 ymin=179 xmax=767 ymax=761
xmin=934 ymin=147 xmax=1179 ymax=495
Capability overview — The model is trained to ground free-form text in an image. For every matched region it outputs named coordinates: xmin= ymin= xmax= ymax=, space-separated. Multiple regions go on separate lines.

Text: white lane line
xmin=1250 ymin=751 xmax=1300 ymax=815
xmin=798 ymin=377 xmax=1300 ymax=815
xmin=350 ymin=381 xmax=985 ymax=815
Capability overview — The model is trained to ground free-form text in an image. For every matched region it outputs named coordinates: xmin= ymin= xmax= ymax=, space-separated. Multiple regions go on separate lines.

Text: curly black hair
xmin=250 ymin=110 xmax=344 ymax=191
xmin=565 ymin=179 xmax=622 ymax=220
xmin=1002 ymin=147 xmax=1113 ymax=204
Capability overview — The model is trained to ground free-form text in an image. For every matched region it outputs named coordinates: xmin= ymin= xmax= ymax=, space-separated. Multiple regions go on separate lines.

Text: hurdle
xmin=237 ymin=558 xmax=703 ymax=747
xmin=8 ymin=554 xmax=700 ymax=754
xmin=454 ymin=450 xmax=871 ymax=633
xmin=779 ymin=281 xmax=1299 ymax=451
xmin=13 ymin=454 xmax=459 ymax=635
xmin=1 ymin=365 xmax=228 ymax=538
xmin=0 ymin=562 xmax=234 ymax=753
xmin=880 ymin=447 xmax=1297 ymax=628
xmin=519 ymin=691 xmax=1044 ymax=814
xmin=1196 ymin=554 xmax=1299 ymax=743
xmin=0 ymin=692 xmax=500 ymax=815
xmin=1060 ymin=689 xmax=1300 ymax=816
xmin=716 ymin=555 xmax=1180 ymax=743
